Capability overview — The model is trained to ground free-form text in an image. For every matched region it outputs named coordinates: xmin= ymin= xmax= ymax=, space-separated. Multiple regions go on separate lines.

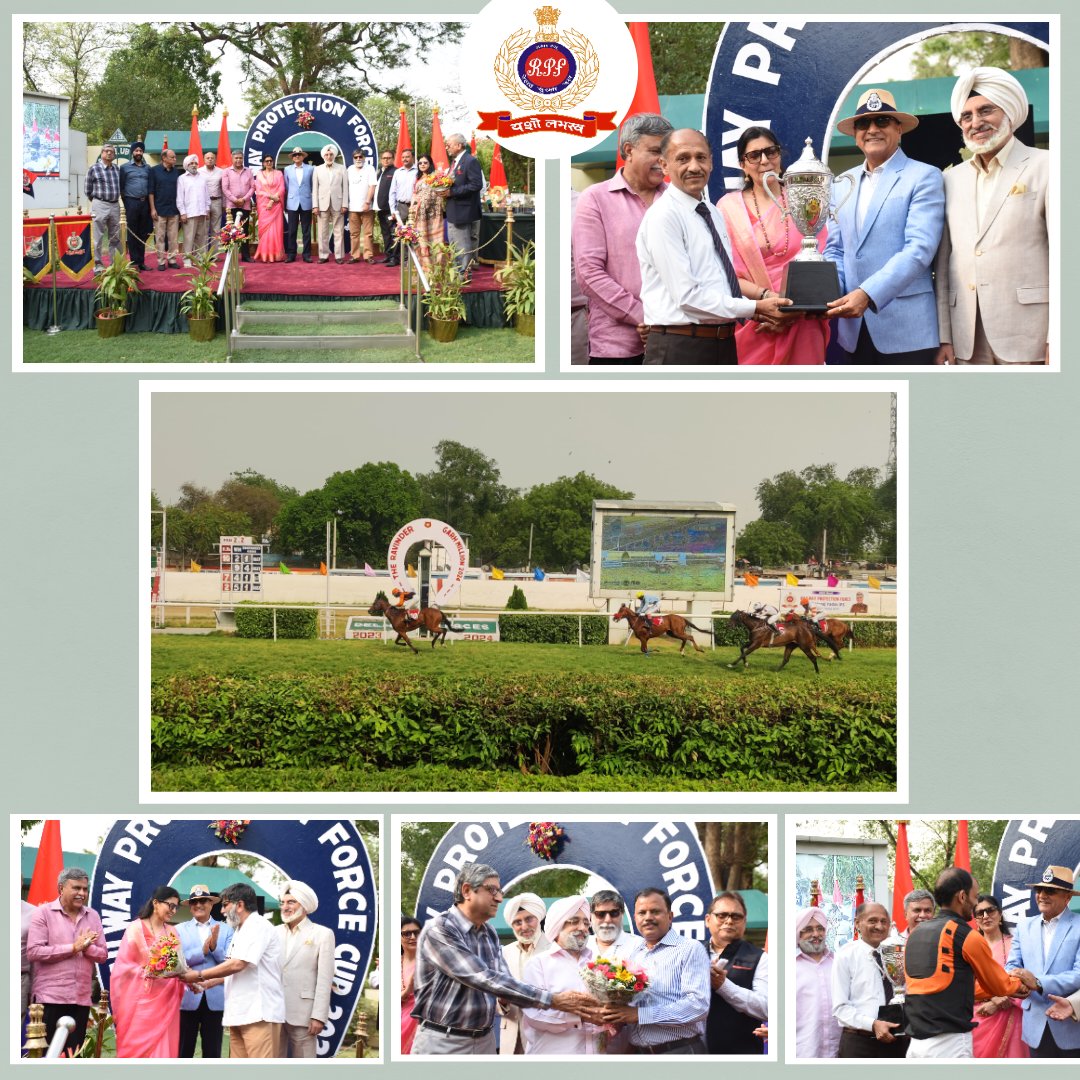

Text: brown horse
xmin=367 ymin=596 xmax=463 ymax=652
xmin=613 ymin=604 xmax=711 ymax=656
xmin=807 ymin=617 xmax=853 ymax=660
xmin=728 ymin=610 xmax=821 ymax=673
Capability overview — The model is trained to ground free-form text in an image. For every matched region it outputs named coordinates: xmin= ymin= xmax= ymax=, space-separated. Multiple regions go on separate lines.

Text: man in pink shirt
xmin=794 ymin=906 xmax=840 ymax=1058
xmin=26 ymin=868 xmax=108 ymax=1055
xmin=221 ymin=149 xmax=256 ymax=262
xmin=571 ymin=113 xmax=673 ymax=364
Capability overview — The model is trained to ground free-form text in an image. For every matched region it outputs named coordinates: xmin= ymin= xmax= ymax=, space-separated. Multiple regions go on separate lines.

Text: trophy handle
xmin=760 ymin=171 xmax=788 ymax=217
xmin=831 ymin=172 xmax=855 ymax=217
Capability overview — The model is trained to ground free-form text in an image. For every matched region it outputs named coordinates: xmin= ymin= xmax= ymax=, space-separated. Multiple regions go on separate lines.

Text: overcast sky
xmin=150 ymin=388 xmax=892 ymax=520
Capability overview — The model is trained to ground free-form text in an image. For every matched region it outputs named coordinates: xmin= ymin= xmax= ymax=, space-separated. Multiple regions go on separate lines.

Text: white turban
xmin=183 ymin=154 xmax=200 ymax=169
xmin=501 ymin=892 xmax=546 ymax=924
xmin=322 ymin=144 xmax=337 ymax=158
xmin=546 ymin=895 xmax=591 ymax=944
xmin=951 ymin=66 xmax=1028 ymax=130
xmin=796 ymin=906 xmax=828 ymax=938
xmin=282 ymin=880 xmax=318 ymax=914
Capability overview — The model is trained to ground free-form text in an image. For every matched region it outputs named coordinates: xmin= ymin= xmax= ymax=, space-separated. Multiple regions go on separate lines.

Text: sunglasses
xmin=743 ymin=145 xmax=780 ymax=164
xmin=854 ymin=116 xmax=898 ymax=132
xmin=973 ymin=908 xmax=998 ymax=918
xmin=1034 ymin=886 xmax=1065 ymax=895
xmin=401 ymin=929 xmax=420 ymax=937
xmin=593 ymin=909 xmax=622 ymax=920
xmin=709 ymin=911 xmax=745 ymax=922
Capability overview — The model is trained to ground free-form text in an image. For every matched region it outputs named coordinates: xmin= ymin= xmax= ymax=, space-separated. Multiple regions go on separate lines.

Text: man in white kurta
xmin=794 ymin=906 xmax=840 ymax=1058
xmin=522 ymin=896 xmax=603 ymax=1054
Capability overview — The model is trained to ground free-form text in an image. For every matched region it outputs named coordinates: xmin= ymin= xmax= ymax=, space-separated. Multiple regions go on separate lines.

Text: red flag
xmin=892 ymin=821 xmax=914 ymax=934
xmin=28 ymin=820 xmax=64 ymax=905
xmin=430 ymin=108 xmax=449 ymax=171
xmin=490 ymin=142 xmax=508 ymax=189
xmin=217 ymin=109 xmax=231 ymax=162
xmin=394 ymin=107 xmax=411 ymax=167
xmin=188 ymin=106 xmax=204 ymax=165
xmin=828 ymin=574 xmax=839 ymax=587
xmin=616 ymin=24 xmax=661 ymax=169
xmin=955 ymin=820 xmax=971 ymax=871
xmin=470 ymin=132 xmax=477 ymax=155
xmin=853 ymin=876 xmax=865 ymax=939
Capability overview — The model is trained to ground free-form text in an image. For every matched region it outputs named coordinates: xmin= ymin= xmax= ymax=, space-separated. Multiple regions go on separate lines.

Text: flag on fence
xmin=279 ymin=562 xmax=291 ymax=574
xmin=190 ymin=559 xmax=201 ymax=572
xmin=868 ymin=575 xmax=881 ymax=589
xmin=406 ymin=563 xmax=416 ymax=578
xmin=744 ymin=572 xmax=759 ymax=587
xmin=827 ymin=573 xmax=839 ymax=587
xmin=533 ymin=567 xmax=545 ymax=580
xmin=430 ymin=107 xmax=449 ymax=171
xmin=55 ymin=215 xmax=93 ymax=280
xmin=319 ymin=562 xmax=327 ymax=575
xmin=22 ymin=217 xmax=52 ymax=281
xmin=892 ymin=820 xmax=914 ymax=933
xmin=491 ymin=566 xmax=505 ymax=580
xmin=786 ymin=572 xmax=799 ymax=586
xmin=363 ymin=563 xmax=375 ymax=576
xmin=27 ymin=820 xmax=64 ymax=905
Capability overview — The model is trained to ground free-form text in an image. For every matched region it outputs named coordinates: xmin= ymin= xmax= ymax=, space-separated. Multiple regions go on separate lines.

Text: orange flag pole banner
xmin=955 ymin=820 xmax=971 ymax=871
xmin=743 ymin=572 xmax=759 ymax=587
xmin=217 ymin=109 xmax=231 ymax=162
xmin=27 ymin=820 xmax=64 ymax=905
xmin=430 ymin=107 xmax=449 ymax=171
xmin=188 ymin=105 xmax=204 ymax=165
xmin=891 ymin=820 xmax=914 ymax=934
xmin=616 ymin=23 xmax=661 ymax=169
xmin=394 ymin=107 xmax=411 ymax=167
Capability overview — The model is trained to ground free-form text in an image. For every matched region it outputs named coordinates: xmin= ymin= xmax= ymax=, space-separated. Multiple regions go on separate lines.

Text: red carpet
xmin=50 ymin=257 xmax=500 ymax=298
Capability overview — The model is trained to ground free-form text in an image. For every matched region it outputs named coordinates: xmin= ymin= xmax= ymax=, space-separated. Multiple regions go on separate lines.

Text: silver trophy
xmin=761 ymin=137 xmax=854 ymax=311
xmin=878 ymin=941 xmax=907 ymax=1026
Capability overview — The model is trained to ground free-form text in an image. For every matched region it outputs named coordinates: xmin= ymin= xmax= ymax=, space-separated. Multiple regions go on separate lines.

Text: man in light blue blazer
xmin=176 ymin=884 xmax=234 ymax=1057
xmin=823 ymin=88 xmax=944 ymax=363
xmin=283 ymin=146 xmax=314 ymax=263
xmin=1006 ymin=865 xmax=1080 ymax=1057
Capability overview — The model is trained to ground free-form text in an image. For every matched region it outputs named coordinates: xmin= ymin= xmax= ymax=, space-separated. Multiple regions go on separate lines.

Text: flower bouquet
xmin=296 ymin=110 xmax=315 ymax=130
xmin=217 ymin=222 xmax=248 ymax=248
xmin=425 ymin=169 xmax=455 ymax=191
xmin=580 ymin=957 xmax=649 ymax=1050
xmin=209 ymin=819 xmax=250 ymax=844
xmin=144 ymin=933 xmax=186 ymax=979
xmin=395 ymin=223 xmax=419 ymax=245
xmin=526 ymin=821 xmax=565 ymax=861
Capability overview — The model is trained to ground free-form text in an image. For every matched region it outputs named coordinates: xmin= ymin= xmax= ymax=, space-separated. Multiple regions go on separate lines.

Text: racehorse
xmin=612 ymin=604 xmax=711 ymax=656
xmin=728 ymin=610 xmax=821 ymax=673
xmin=807 ymin=617 xmax=853 ymax=661
xmin=367 ymin=596 xmax=463 ymax=652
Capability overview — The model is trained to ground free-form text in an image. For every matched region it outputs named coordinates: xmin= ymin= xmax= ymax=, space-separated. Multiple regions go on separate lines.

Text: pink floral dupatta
xmin=110 ymin=920 xmax=184 ymax=1058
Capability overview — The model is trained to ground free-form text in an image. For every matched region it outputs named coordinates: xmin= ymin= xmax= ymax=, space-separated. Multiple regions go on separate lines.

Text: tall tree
xmin=216 ymin=469 xmax=298 ymax=542
xmin=648 ymin=23 xmax=725 ymax=95
xmin=167 ymin=504 xmax=252 ymax=564
xmin=186 ymin=22 xmax=465 ymax=115
xmin=696 ymin=822 xmax=769 ymax=892
xmin=81 ymin=24 xmax=222 ymax=143
xmin=910 ymin=31 xmax=1046 ymax=79
xmin=22 ymin=22 xmax=117 ymax=129
xmin=735 ymin=519 xmax=806 ymax=567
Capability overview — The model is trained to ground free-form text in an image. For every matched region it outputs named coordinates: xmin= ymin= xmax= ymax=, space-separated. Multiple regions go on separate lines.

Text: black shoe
xmin=385 ymin=258 xmax=399 ymax=267
xmin=303 ymin=255 xmax=312 ymax=263
xmin=241 ymin=254 xmax=250 ymax=262
xmin=158 ymin=265 xmax=168 ymax=272
xmin=286 ymin=255 xmax=296 ymax=262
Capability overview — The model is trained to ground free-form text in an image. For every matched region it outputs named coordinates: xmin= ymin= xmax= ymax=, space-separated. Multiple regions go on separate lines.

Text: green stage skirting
xmin=23 ymin=289 xmax=507 ymax=334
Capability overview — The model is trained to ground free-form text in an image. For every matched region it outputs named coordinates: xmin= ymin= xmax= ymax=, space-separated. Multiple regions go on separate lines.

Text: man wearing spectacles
xmin=497 ymin=893 xmax=552 ymax=1054
xmin=176 ymin=885 xmax=233 ymax=1058
xmin=823 ymin=88 xmax=944 ymax=363
xmin=934 ymin=66 xmax=1049 ymax=365
xmin=584 ymin=889 xmax=643 ymax=1052
xmin=411 ymin=864 xmax=598 ymax=1054
xmin=275 ymin=882 xmax=335 ymax=1057
xmin=898 ymin=889 xmax=936 ymax=941
xmin=704 ymin=891 xmax=768 ymax=1053
xmin=1005 ymin=865 xmax=1080 ymax=1057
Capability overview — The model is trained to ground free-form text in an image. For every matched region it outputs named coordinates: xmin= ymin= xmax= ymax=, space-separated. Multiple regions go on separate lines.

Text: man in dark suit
xmin=283 ymin=147 xmax=314 ymax=263
xmin=442 ymin=132 xmax=484 ymax=275
xmin=373 ymin=149 xmax=397 ymax=264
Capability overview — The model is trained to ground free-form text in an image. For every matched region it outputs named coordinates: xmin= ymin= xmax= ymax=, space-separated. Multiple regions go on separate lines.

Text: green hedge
xmin=234 ymin=607 xmax=319 ymax=640
xmin=499 ymin=613 xmax=608 ymax=645
xmin=152 ymin=672 xmax=896 ymax=788
xmin=712 ymin=617 xmax=897 ymax=648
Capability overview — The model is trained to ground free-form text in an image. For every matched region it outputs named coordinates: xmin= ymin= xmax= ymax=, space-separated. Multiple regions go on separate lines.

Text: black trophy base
xmin=878 ymin=1002 xmax=906 ymax=1028
xmin=779 ymin=260 xmax=841 ymax=313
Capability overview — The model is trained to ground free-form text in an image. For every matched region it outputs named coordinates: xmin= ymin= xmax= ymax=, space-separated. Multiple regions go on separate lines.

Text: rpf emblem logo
xmin=500 ymin=8 xmax=593 ymax=107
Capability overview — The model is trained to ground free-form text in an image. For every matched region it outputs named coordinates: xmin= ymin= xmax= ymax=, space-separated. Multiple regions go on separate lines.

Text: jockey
xmin=392 ymin=587 xmax=416 ymax=608
xmin=800 ymin=599 xmax=831 ymax=640
xmin=634 ymin=591 xmax=662 ymax=619
xmin=750 ymin=601 xmax=781 ymax=631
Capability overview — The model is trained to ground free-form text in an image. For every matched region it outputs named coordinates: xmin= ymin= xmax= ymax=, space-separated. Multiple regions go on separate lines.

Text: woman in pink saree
xmin=400 ymin=915 xmax=422 ymax=1054
xmin=971 ymin=893 xmax=1029 ymax=1058
xmin=254 ymin=154 xmax=286 ymax=263
xmin=717 ymin=126 xmax=828 ymax=365
xmin=111 ymin=886 xmax=186 ymax=1058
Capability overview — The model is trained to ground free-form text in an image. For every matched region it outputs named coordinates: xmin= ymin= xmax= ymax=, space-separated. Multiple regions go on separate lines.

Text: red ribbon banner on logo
xmin=477 ymin=111 xmax=617 ymax=139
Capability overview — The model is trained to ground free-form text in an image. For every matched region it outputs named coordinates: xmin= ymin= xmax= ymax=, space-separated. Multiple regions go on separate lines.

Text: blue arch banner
xmin=416 ymin=820 xmax=715 ymax=940
xmin=993 ymin=818 xmax=1080 ymax=926
xmin=704 ymin=21 xmax=1050 ymax=201
xmin=90 ymin=818 xmax=376 ymax=1058
xmin=243 ymin=93 xmax=378 ymax=168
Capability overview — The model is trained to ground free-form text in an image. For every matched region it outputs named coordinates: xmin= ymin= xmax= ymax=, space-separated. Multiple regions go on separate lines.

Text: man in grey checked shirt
xmin=85 ymin=145 xmax=122 ymax=274
xmin=600 ymin=887 xmax=712 ymax=1053
xmin=411 ymin=863 xmax=598 ymax=1054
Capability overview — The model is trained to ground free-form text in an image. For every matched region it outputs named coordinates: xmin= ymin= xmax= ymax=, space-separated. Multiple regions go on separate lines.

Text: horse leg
xmin=400 ymin=630 xmax=418 ymax=654
xmin=779 ymin=644 xmax=794 ymax=670
xmin=803 ymin=644 xmax=820 ymax=674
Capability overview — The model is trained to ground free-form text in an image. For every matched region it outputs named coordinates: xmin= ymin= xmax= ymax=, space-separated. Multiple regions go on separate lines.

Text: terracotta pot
xmin=187 ymin=315 xmax=217 ymax=342
xmin=514 ymin=312 xmax=535 ymax=338
xmin=95 ymin=311 xmax=127 ymax=338
xmin=427 ymin=316 xmax=460 ymax=343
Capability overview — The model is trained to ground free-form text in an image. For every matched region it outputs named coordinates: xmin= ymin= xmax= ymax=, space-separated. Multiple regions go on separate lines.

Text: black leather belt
xmin=93 ymin=199 xmax=119 ymax=204
xmin=640 ymin=1034 xmax=705 ymax=1053
xmin=420 ymin=1020 xmax=491 ymax=1039
xmin=649 ymin=323 xmax=735 ymax=339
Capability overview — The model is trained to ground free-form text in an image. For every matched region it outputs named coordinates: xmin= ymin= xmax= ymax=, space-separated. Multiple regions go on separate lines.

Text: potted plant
xmin=93 ymin=253 xmax=142 ymax=338
xmin=494 ymin=240 xmax=535 ymax=337
xmin=423 ymin=242 xmax=467 ymax=342
xmin=178 ymin=248 xmax=220 ymax=341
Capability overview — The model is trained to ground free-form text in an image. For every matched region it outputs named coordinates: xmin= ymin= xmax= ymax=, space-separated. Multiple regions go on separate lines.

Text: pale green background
xmin=4 ymin=3 xmax=1077 ymax=1073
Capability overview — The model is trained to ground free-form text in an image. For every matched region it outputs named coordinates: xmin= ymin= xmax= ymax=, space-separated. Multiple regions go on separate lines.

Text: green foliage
xmin=151 ymin=671 xmax=896 ymax=790
xmin=22 ymin=21 xmax=115 ymax=129
xmin=165 ymin=503 xmax=251 ymax=564
xmin=910 ymin=33 xmax=1012 ymax=79
xmin=81 ymin=24 xmax=222 ymax=143
xmin=505 ymin=586 xmax=528 ymax=611
xmin=178 ymin=249 xmax=220 ymax=321
xmin=500 ymin=614 xmax=608 ymax=645
xmin=234 ymin=605 xmax=318 ymax=640
xmin=494 ymin=242 xmax=535 ymax=320
xmin=216 ymin=470 xmax=299 ymax=543
xmin=423 ymin=245 xmax=467 ymax=321
xmin=94 ymin=253 xmax=142 ymax=315
xmin=736 ymin=519 xmax=806 ymax=566
xmin=647 ymin=23 xmax=726 ymax=95
xmin=474 ymin=141 xmax=533 ymax=196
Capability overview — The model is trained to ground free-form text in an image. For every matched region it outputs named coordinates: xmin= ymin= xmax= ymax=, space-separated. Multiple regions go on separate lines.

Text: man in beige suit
xmin=312 ymin=145 xmax=348 ymax=264
xmin=497 ymin=893 xmax=552 ymax=1054
xmin=935 ymin=66 xmax=1049 ymax=365
xmin=275 ymin=881 xmax=335 ymax=1057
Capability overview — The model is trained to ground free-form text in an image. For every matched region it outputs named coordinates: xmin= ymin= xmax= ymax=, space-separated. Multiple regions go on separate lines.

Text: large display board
xmin=590 ymin=500 xmax=736 ymax=601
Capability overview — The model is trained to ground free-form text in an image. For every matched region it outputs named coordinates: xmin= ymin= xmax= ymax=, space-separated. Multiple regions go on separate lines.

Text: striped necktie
xmin=694 ymin=200 xmax=743 ymax=302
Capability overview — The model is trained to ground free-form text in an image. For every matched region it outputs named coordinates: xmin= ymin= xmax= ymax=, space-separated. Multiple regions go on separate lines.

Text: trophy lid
xmin=786 ymin=137 xmax=831 ymax=177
